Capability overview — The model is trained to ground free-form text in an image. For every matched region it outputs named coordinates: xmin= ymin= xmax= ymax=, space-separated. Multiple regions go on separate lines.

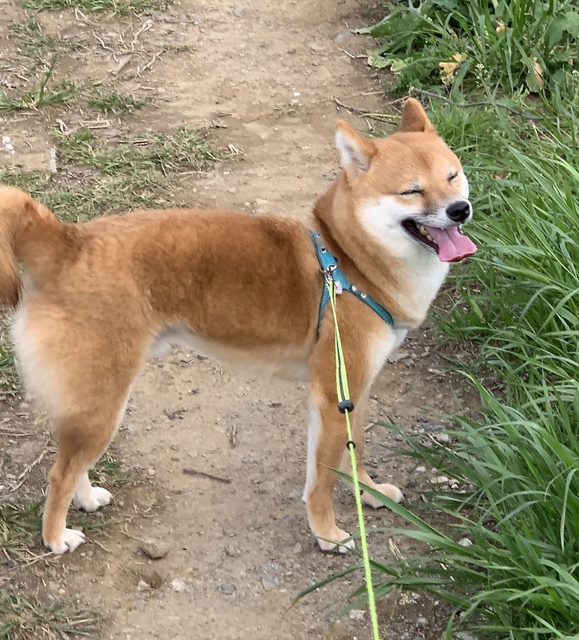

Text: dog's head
xmin=335 ymin=99 xmax=476 ymax=263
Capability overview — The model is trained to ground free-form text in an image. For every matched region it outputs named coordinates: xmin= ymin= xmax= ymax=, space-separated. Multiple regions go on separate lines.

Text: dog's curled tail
xmin=0 ymin=186 xmax=65 ymax=307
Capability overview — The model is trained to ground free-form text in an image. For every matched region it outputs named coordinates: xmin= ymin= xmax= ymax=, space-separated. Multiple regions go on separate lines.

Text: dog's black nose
xmin=446 ymin=201 xmax=471 ymax=222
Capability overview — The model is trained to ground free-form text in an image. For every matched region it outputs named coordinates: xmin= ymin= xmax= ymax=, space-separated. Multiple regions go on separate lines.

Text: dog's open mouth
xmin=402 ymin=220 xmax=477 ymax=263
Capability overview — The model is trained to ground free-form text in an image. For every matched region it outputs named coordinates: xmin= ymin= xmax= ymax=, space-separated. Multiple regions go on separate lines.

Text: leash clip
xmin=324 ymin=265 xmax=343 ymax=294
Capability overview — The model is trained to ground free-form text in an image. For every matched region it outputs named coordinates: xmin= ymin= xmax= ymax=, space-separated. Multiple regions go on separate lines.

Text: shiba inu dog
xmin=0 ymin=99 xmax=475 ymax=555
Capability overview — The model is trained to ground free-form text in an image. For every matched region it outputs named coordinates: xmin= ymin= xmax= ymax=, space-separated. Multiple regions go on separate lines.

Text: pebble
xmin=139 ymin=538 xmax=171 ymax=560
xmin=233 ymin=6 xmax=247 ymax=17
xmin=387 ymin=351 xmax=409 ymax=363
xmin=416 ymin=616 xmax=428 ymax=628
xmin=225 ymin=543 xmax=240 ymax=556
xmin=218 ymin=583 xmax=236 ymax=595
xmin=261 ymin=575 xmax=278 ymax=591
xmin=171 ymin=578 xmax=186 ymax=592
xmin=348 ymin=609 xmax=365 ymax=621
xmin=293 ymin=543 xmax=303 ymax=554
xmin=141 ymin=570 xmax=163 ymax=589
xmin=334 ymin=31 xmax=352 ymax=45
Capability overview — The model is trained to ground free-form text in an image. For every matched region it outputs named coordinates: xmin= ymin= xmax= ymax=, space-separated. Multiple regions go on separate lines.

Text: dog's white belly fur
xmin=150 ymin=325 xmax=311 ymax=381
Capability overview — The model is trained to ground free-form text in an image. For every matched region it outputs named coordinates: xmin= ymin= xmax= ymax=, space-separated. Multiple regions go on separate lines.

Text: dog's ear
xmin=335 ymin=120 xmax=377 ymax=172
xmin=400 ymin=98 xmax=436 ymax=133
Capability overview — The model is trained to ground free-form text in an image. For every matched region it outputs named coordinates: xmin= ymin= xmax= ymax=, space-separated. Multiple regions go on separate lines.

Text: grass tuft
xmin=0 ymin=589 xmax=103 ymax=639
xmin=0 ymin=452 xmax=126 ymax=562
xmin=8 ymin=18 xmax=83 ymax=65
xmin=0 ymin=57 xmax=79 ymax=112
xmin=86 ymin=89 xmax=147 ymax=115
xmin=1 ymin=126 xmax=225 ymax=221
xmin=55 ymin=127 xmax=224 ymax=175
xmin=21 ymin=0 xmax=171 ymax=15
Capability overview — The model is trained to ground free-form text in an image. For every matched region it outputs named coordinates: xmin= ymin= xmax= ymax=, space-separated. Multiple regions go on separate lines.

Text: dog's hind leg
xmin=12 ymin=301 xmax=148 ymax=554
xmin=73 ymin=471 xmax=112 ymax=513
xmin=42 ymin=399 xmax=129 ymax=554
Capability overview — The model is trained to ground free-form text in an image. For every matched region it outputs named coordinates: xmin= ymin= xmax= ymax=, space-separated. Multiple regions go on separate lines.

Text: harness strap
xmin=311 ymin=231 xmax=394 ymax=334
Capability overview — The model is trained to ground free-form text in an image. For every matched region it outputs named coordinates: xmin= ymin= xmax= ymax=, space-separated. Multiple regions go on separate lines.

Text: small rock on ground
xmin=139 ymin=538 xmax=171 ymax=560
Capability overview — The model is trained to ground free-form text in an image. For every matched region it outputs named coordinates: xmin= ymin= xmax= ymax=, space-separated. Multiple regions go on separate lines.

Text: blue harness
xmin=311 ymin=231 xmax=394 ymax=334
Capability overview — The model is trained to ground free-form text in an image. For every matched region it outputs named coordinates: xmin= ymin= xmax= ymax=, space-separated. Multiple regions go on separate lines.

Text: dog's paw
xmin=362 ymin=483 xmax=404 ymax=509
xmin=44 ymin=528 xmax=86 ymax=555
xmin=316 ymin=527 xmax=355 ymax=554
xmin=73 ymin=487 xmax=113 ymax=512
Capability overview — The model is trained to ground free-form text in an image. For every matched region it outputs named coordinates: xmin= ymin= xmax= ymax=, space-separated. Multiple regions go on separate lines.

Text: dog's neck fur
xmin=312 ymin=171 xmax=449 ymax=329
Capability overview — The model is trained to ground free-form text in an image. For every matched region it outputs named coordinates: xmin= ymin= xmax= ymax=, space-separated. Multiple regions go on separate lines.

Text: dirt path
xmin=0 ymin=0 xmax=476 ymax=638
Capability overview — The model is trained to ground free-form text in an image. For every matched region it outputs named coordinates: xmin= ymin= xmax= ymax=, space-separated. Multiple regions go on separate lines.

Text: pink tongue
xmin=424 ymin=225 xmax=477 ymax=262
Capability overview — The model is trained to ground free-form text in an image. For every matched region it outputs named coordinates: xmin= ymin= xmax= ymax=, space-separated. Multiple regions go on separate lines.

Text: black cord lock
xmin=337 ymin=399 xmax=355 ymax=414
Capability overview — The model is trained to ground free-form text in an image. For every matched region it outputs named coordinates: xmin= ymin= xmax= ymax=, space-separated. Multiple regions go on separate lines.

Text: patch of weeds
xmin=56 ymin=127 xmax=225 ymax=175
xmin=1 ymin=126 xmax=225 ymax=219
xmin=274 ymin=103 xmax=297 ymax=118
xmin=362 ymin=0 xmax=579 ymax=96
xmin=0 ymin=58 xmax=80 ymax=112
xmin=0 ymin=454 xmax=126 ymax=562
xmin=0 ymin=499 xmax=43 ymax=561
xmin=0 ymin=589 xmax=103 ymax=639
xmin=2 ymin=166 xmax=160 ymax=222
xmin=22 ymin=0 xmax=172 ymax=16
xmin=89 ymin=452 xmax=130 ymax=489
xmin=161 ymin=44 xmax=194 ymax=55
xmin=0 ymin=496 xmax=107 ymax=562
xmin=9 ymin=18 xmax=83 ymax=65
xmin=0 ymin=338 xmax=18 ymax=394
xmin=86 ymin=89 xmax=147 ymax=115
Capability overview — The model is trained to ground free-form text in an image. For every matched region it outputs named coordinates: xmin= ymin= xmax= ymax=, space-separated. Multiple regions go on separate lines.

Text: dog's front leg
xmin=304 ymin=390 xmax=354 ymax=552
xmin=340 ymin=389 xmax=404 ymax=508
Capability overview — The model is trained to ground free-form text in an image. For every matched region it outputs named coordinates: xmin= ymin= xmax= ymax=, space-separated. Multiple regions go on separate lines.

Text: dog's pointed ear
xmin=400 ymin=98 xmax=436 ymax=133
xmin=335 ymin=120 xmax=377 ymax=172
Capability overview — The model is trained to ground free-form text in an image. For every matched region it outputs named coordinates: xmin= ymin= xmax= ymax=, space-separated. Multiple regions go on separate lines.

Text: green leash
xmin=325 ymin=270 xmax=380 ymax=640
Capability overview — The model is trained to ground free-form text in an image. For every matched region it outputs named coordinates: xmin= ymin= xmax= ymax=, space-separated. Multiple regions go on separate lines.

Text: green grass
xmin=0 ymin=59 xmax=79 ymax=112
xmin=362 ymin=0 xmax=579 ymax=96
xmin=89 ymin=452 xmax=131 ymax=488
xmin=8 ymin=18 xmax=83 ymax=65
xmin=56 ymin=127 xmax=224 ymax=175
xmin=86 ymin=89 xmax=147 ymax=115
xmin=0 ymin=589 xmax=102 ymax=639
xmin=0 ymin=168 xmax=160 ymax=222
xmin=0 ymin=338 xmax=18 ymax=393
xmin=0 ymin=457 xmax=122 ymax=638
xmin=0 ymin=126 xmax=225 ymax=221
xmin=21 ymin=0 xmax=171 ymax=15
xmin=0 ymin=452 xmax=127 ymax=562
xmin=0 ymin=500 xmax=43 ymax=561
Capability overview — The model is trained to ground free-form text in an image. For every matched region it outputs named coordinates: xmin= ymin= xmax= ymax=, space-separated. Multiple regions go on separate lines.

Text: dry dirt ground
xmin=0 ymin=0 xmax=478 ymax=638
